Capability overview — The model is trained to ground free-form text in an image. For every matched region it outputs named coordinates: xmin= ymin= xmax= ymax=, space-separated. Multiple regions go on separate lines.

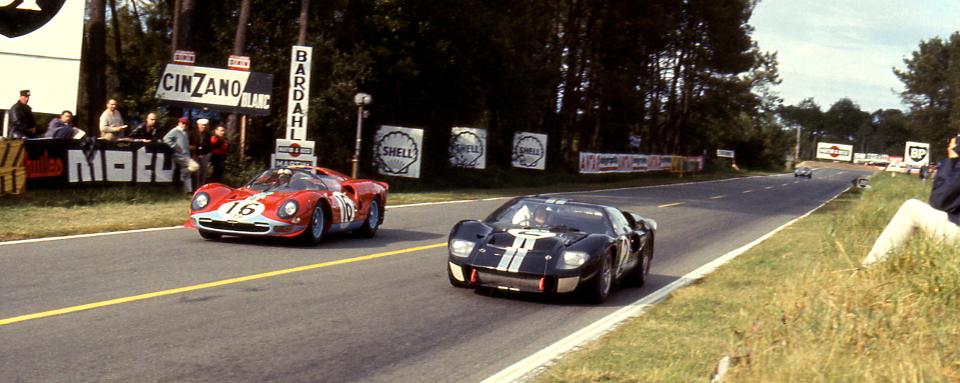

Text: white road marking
xmin=0 ymin=226 xmax=185 ymax=247
xmin=709 ymin=195 xmax=725 ymax=200
xmin=764 ymin=186 xmax=773 ymax=190
xmin=742 ymin=190 xmax=753 ymax=193
xmin=482 ymin=185 xmax=853 ymax=383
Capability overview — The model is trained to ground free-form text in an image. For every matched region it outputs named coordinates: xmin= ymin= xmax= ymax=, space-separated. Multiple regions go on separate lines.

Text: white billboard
xmin=512 ymin=132 xmax=547 ymax=170
xmin=816 ymin=142 xmax=853 ymax=162
xmin=155 ymin=64 xmax=273 ymax=116
xmin=272 ymin=139 xmax=317 ymax=167
xmin=285 ymin=46 xmax=311 ymax=140
xmin=0 ymin=0 xmax=84 ymax=115
xmin=375 ymin=125 xmax=423 ymax=178
xmin=449 ymin=127 xmax=486 ymax=169
xmin=903 ymin=141 xmax=930 ymax=167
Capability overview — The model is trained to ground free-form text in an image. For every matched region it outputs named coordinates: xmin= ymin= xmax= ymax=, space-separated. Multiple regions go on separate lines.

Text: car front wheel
xmin=583 ymin=254 xmax=613 ymax=303
xmin=300 ymin=203 xmax=325 ymax=245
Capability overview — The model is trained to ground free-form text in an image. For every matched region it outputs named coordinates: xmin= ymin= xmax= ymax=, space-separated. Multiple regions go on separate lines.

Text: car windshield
xmin=245 ymin=168 xmax=328 ymax=192
xmin=486 ymin=199 xmax=611 ymax=234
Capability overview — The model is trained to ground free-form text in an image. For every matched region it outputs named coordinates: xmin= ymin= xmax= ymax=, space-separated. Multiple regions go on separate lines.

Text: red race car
xmin=185 ymin=166 xmax=388 ymax=244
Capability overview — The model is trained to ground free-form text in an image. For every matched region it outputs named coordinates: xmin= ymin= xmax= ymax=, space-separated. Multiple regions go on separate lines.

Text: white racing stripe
xmin=481 ymin=185 xmax=853 ymax=383
xmin=497 ymin=237 xmax=525 ymax=271
xmin=507 ymin=237 xmax=538 ymax=273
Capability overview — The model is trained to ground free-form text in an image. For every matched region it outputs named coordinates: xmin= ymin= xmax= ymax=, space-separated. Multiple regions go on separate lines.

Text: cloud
xmin=750 ymin=0 xmax=960 ymax=111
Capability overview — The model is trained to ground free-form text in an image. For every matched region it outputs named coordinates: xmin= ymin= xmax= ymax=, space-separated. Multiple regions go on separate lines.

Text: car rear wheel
xmin=583 ymin=254 xmax=613 ymax=304
xmin=356 ymin=198 xmax=381 ymax=238
xmin=300 ymin=203 xmax=325 ymax=245
xmin=198 ymin=229 xmax=221 ymax=240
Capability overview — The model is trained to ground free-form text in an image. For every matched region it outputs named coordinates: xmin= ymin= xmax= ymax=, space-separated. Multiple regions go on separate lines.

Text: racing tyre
xmin=198 ymin=230 xmax=221 ymax=240
xmin=583 ymin=254 xmax=614 ymax=304
xmin=624 ymin=238 xmax=653 ymax=287
xmin=301 ymin=203 xmax=326 ymax=245
xmin=356 ymin=198 xmax=381 ymax=238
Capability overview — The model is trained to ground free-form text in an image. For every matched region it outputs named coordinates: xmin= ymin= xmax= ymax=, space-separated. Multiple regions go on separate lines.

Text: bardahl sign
xmin=512 ymin=132 xmax=547 ymax=170
xmin=374 ymin=125 xmax=423 ymax=178
xmin=155 ymin=64 xmax=273 ymax=116
xmin=448 ymin=127 xmax=486 ymax=169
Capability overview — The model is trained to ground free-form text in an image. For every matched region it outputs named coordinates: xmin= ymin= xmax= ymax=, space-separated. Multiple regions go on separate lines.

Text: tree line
xmin=78 ymin=0 xmax=795 ymax=176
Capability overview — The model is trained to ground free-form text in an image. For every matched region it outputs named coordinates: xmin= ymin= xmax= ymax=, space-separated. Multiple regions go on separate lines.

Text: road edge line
xmin=481 ymin=185 xmax=852 ymax=383
xmin=0 ymin=226 xmax=185 ymax=246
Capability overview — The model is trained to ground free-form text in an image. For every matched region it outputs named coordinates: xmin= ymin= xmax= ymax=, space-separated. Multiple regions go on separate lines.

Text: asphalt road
xmin=0 ymin=168 xmax=869 ymax=382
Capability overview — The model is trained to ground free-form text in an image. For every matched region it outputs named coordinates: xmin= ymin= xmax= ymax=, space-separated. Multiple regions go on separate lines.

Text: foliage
xmin=895 ymin=32 xmax=960 ymax=159
xmin=82 ymin=0 xmax=789 ymax=178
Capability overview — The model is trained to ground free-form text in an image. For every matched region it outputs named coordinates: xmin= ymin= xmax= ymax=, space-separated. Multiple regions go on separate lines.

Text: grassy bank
xmin=534 ymin=172 xmax=960 ymax=382
xmin=0 ymin=169 xmax=764 ymax=242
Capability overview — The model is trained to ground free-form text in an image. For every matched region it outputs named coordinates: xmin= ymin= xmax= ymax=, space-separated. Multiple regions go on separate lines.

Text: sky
xmin=749 ymin=0 xmax=960 ymax=113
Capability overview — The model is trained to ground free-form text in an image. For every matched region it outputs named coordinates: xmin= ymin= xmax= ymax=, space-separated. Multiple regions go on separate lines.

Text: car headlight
xmin=278 ymin=200 xmax=299 ymax=219
xmin=449 ymin=239 xmax=476 ymax=258
xmin=191 ymin=192 xmax=209 ymax=210
xmin=558 ymin=251 xmax=588 ymax=269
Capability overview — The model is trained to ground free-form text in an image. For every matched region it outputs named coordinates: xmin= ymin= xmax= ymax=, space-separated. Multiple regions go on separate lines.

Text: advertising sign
xmin=21 ymin=139 xmax=176 ymax=186
xmin=903 ymin=141 xmax=930 ymax=167
xmin=273 ymin=139 xmax=316 ymax=167
xmin=512 ymin=132 xmax=547 ymax=170
xmin=448 ymin=127 xmax=486 ymax=169
xmin=815 ymin=142 xmax=853 ymax=162
xmin=717 ymin=149 xmax=735 ymax=158
xmin=375 ymin=125 xmax=423 ymax=178
xmin=579 ymin=152 xmax=702 ymax=174
xmin=155 ymin=64 xmax=273 ymax=116
xmin=0 ymin=0 xmax=84 ymax=115
xmin=285 ymin=46 xmax=312 ymax=140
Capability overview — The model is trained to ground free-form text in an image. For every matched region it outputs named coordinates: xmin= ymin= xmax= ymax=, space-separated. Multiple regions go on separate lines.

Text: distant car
xmin=794 ymin=167 xmax=813 ymax=178
xmin=447 ymin=196 xmax=656 ymax=303
xmin=185 ymin=166 xmax=388 ymax=244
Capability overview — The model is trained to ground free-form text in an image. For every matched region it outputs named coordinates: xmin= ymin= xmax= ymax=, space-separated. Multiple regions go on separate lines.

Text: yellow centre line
xmin=0 ymin=242 xmax=448 ymax=327
xmin=709 ymin=195 xmax=726 ymax=199
xmin=657 ymin=202 xmax=684 ymax=208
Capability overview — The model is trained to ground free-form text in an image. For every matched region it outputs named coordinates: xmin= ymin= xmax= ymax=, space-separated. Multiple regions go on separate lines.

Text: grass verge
xmin=0 ymin=169 xmax=765 ymax=242
xmin=533 ymin=171 xmax=960 ymax=382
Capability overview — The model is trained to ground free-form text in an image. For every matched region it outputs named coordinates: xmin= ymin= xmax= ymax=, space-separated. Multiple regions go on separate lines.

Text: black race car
xmin=447 ymin=196 xmax=657 ymax=303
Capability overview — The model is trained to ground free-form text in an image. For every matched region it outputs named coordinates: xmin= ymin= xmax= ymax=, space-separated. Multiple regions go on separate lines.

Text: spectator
xmin=163 ymin=117 xmax=199 ymax=193
xmin=99 ymin=99 xmax=126 ymax=140
xmin=862 ymin=138 xmax=960 ymax=266
xmin=919 ymin=164 xmax=930 ymax=183
xmin=129 ymin=112 xmax=162 ymax=141
xmin=7 ymin=89 xmax=37 ymax=138
xmin=209 ymin=125 xmax=229 ymax=183
xmin=191 ymin=118 xmax=212 ymax=186
xmin=44 ymin=110 xmax=77 ymax=139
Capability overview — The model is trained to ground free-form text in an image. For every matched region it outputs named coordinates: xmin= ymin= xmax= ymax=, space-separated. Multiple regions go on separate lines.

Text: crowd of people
xmin=4 ymin=89 xmax=230 ymax=192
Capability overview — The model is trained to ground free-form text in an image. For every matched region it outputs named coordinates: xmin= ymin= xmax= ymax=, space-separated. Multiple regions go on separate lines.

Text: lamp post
xmin=352 ymin=92 xmax=372 ymax=178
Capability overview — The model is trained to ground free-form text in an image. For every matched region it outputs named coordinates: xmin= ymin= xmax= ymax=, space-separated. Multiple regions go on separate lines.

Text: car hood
xmin=468 ymin=228 xmax=588 ymax=274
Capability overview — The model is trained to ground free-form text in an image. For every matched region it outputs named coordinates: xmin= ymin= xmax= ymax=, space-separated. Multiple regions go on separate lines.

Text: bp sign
xmin=903 ymin=141 xmax=929 ymax=167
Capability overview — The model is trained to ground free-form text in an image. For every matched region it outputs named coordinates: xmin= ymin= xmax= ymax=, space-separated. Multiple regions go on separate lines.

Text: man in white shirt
xmin=99 ymin=99 xmax=126 ymax=140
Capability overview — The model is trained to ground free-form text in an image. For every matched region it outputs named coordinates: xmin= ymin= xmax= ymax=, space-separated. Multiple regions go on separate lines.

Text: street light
xmin=351 ymin=92 xmax=372 ymax=178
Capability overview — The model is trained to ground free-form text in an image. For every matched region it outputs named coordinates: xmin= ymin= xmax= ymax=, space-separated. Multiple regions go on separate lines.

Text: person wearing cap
xmin=163 ymin=117 xmax=199 ymax=193
xmin=7 ymin=89 xmax=37 ymax=138
xmin=191 ymin=118 xmax=212 ymax=186
xmin=99 ymin=98 xmax=126 ymax=140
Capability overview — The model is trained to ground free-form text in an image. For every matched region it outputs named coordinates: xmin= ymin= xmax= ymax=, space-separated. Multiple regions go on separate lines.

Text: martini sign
xmin=816 ymin=142 xmax=853 ymax=162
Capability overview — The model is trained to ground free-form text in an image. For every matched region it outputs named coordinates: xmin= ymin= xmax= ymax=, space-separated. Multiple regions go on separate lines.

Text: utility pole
xmin=794 ymin=124 xmax=801 ymax=167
